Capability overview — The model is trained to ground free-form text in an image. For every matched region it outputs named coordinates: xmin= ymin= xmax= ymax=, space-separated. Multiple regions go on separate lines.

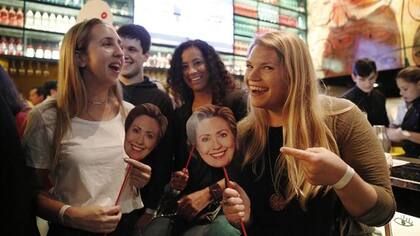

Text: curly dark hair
xmin=167 ymin=39 xmax=236 ymax=106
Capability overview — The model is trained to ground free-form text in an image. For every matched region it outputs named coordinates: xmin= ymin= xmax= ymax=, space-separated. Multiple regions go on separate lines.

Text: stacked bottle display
xmin=7 ymin=60 xmax=52 ymax=78
xmin=35 ymin=0 xmax=83 ymax=8
xmin=233 ymin=0 xmax=307 ymax=75
xmin=0 ymin=6 xmax=24 ymax=27
xmin=0 ymin=36 xmax=60 ymax=60
xmin=25 ymin=10 xmax=76 ymax=33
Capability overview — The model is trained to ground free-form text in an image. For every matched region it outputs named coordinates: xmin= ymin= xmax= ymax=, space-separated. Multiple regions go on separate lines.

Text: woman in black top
xmin=387 ymin=66 xmax=420 ymax=158
xmin=144 ymin=40 xmax=246 ymax=235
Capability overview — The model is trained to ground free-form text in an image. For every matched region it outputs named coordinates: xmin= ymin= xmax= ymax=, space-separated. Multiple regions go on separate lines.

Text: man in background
xmin=28 ymin=86 xmax=45 ymax=106
xmin=342 ymin=58 xmax=390 ymax=126
xmin=117 ymin=24 xmax=175 ymax=231
xmin=42 ymin=80 xmax=57 ymax=99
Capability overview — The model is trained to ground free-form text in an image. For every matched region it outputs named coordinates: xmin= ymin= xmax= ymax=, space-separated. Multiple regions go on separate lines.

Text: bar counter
xmin=390 ymin=156 xmax=420 ymax=218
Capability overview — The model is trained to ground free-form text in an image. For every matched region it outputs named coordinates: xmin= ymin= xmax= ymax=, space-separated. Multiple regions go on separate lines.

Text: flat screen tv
xmin=134 ymin=0 xmax=234 ymax=53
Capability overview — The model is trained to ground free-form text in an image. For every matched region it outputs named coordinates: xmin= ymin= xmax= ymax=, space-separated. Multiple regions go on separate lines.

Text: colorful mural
xmin=308 ymin=0 xmax=420 ymax=78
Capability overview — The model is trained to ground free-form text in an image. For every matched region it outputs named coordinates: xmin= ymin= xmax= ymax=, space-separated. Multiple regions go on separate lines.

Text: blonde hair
xmin=52 ymin=18 xmax=124 ymax=168
xmin=238 ymin=31 xmax=338 ymax=208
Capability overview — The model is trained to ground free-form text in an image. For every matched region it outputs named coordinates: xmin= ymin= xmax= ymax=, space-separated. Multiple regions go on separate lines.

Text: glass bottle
xmin=35 ymin=44 xmax=44 ymax=58
xmin=15 ymin=39 xmax=23 ymax=56
xmin=25 ymin=10 xmax=33 ymax=28
xmin=8 ymin=37 xmax=16 ymax=55
xmin=42 ymin=11 xmax=49 ymax=29
xmin=0 ymin=6 xmax=9 ymax=25
xmin=8 ymin=7 xmax=16 ymax=26
xmin=34 ymin=11 xmax=42 ymax=29
xmin=16 ymin=8 xmax=23 ymax=27
xmin=25 ymin=43 xmax=35 ymax=57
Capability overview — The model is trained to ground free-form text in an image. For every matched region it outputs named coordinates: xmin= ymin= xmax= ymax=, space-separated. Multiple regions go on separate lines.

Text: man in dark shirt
xmin=117 ymin=24 xmax=175 ymax=230
xmin=342 ymin=58 xmax=389 ymax=126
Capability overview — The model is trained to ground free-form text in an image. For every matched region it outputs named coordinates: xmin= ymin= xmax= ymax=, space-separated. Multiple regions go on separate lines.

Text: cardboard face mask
xmin=124 ymin=115 xmax=160 ymax=161
xmin=194 ymin=117 xmax=235 ymax=168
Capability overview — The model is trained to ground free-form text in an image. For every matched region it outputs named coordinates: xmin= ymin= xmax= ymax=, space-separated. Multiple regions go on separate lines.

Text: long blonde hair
xmin=238 ymin=31 xmax=338 ymax=208
xmin=52 ymin=18 xmax=123 ymax=169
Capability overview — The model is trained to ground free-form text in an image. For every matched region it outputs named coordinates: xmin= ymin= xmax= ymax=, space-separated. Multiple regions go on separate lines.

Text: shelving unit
xmin=232 ymin=0 xmax=307 ymax=75
xmin=0 ymin=0 xmax=307 ymax=85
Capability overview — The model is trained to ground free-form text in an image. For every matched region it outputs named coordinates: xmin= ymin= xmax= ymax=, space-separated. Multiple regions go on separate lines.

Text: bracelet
xmin=332 ymin=165 xmax=355 ymax=190
xmin=58 ymin=204 xmax=71 ymax=224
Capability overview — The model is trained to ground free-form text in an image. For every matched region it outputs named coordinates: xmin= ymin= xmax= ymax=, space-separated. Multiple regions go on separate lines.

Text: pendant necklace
xmin=267 ymin=140 xmax=287 ymax=211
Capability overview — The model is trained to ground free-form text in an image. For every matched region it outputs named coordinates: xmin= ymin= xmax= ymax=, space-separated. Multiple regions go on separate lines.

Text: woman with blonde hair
xmin=222 ymin=31 xmax=395 ymax=235
xmin=24 ymin=18 xmax=152 ymax=235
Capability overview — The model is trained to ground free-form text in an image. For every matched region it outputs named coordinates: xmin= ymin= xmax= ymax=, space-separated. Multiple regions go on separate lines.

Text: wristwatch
xmin=209 ymin=183 xmax=223 ymax=201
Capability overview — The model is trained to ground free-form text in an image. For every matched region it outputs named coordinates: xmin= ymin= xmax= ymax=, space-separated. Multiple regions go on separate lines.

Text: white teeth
xmin=249 ymin=85 xmax=268 ymax=92
xmin=211 ymin=151 xmax=225 ymax=158
xmin=109 ymin=63 xmax=121 ymax=70
xmin=191 ymin=76 xmax=201 ymax=81
xmin=132 ymin=145 xmax=144 ymax=151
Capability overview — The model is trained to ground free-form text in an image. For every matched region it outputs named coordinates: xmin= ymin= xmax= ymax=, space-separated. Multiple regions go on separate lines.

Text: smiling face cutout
xmin=186 ymin=105 xmax=237 ymax=168
xmin=194 ymin=117 xmax=236 ymax=168
xmin=124 ymin=115 xmax=160 ymax=161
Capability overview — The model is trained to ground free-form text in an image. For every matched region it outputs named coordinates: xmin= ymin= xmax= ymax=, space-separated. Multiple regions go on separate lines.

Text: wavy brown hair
xmin=167 ymin=40 xmax=236 ymax=106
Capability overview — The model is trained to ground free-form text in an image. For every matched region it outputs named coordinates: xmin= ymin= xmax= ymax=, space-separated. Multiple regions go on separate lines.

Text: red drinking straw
xmin=104 ymin=164 xmax=132 ymax=236
xmin=184 ymin=145 xmax=195 ymax=170
xmin=114 ymin=165 xmax=132 ymax=205
xmin=223 ymin=167 xmax=248 ymax=236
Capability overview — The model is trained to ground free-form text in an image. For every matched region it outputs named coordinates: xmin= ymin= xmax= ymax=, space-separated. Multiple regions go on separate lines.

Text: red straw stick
xmin=223 ymin=167 xmax=248 ymax=236
xmin=114 ymin=165 xmax=132 ymax=205
xmin=184 ymin=145 xmax=195 ymax=170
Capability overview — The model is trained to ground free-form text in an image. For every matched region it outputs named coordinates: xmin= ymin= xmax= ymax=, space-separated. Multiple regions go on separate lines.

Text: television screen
xmin=134 ymin=0 xmax=234 ymax=53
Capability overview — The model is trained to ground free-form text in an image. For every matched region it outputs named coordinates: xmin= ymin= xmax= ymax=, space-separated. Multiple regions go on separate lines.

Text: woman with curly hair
xmin=144 ymin=40 xmax=246 ymax=235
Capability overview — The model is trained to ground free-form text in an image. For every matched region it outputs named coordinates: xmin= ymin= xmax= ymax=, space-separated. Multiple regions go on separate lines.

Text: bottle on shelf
xmin=27 ymin=61 xmax=34 ymax=76
xmin=35 ymin=44 xmax=44 ymax=58
xmin=52 ymin=44 xmax=60 ymax=60
xmin=1 ymin=6 xmax=9 ymax=25
xmin=15 ymin=39 xmax=23 ymax=56
xmin=18 ymin=60 xmax=26 ymax=76
xmin=0 ymin=36 xmax=7 ymax=55
xmin=56 ymin=14 xmax=63 ymax=32
xmin=111 ymin=2 xmax=118 ymax=15
xmin=8 ymin=7 xmax=16 ymax=26
xmin=69 ymin=16 xmax=76 ymax=29
xmin=26 ymin=10 xmax=34 ymax=28
xmin=34 ymin=11 xmax=42 ymax=29
xmin=42 ymin=11 xmax=49 ymax=29
xmin=16 ymin=8 xmax=23 ymax=27
xmin=26 ymin=43 xmax=35 ymax=57
xmin=35 ymin=62 xmax=42 ymax=76
xmin=43 ymin=63 xmax=50 ymax=77
xmin=44 ymin=44 xmax=52 ymax=59
xmin=49 ymin=12 xmax=56 ymax=31
xmin=8 ymin=37 xmax=16 ymax=55
xmin=63 ymin=15 xmax=70 ymax=32
xmin=9 ymin=60 xmax=17 ymax=75
xmin=121 ymin=4 xmax=129 ymax=16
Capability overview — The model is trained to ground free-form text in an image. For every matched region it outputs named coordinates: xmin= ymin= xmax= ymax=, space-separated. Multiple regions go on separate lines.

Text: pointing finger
xmin=280 ymin=147 xmax=314 ymax=161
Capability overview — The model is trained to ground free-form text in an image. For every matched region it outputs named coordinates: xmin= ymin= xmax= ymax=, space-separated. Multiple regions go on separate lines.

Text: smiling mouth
xmin=109 ymin=63 xmax=121 ymax=73
xmin=131 ymin=144 xmax=145 ymax=152
xmin=249 ymin=85 xmax=269 ymax=94
xmin=210 ymin=151 xmax=226 ymax=159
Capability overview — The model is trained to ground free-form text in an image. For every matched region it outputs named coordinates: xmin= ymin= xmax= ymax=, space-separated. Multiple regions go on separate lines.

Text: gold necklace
xmin=267 ymin=135 xmax=287 ymax=211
